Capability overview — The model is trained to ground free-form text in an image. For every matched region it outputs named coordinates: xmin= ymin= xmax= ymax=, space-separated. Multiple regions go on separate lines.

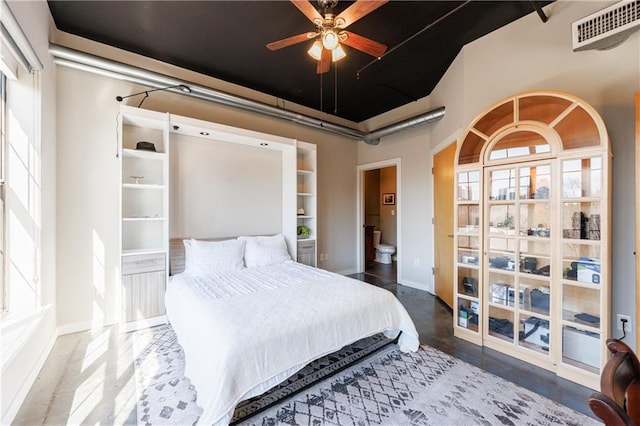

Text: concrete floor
xmin=13 ymin=263 xmax=596 ymax=424
xmin=13 ymin=324 xmax=139 ymax=425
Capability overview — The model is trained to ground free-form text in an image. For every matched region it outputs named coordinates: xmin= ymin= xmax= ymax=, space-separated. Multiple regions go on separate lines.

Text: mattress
xmin=165 ymin=260 xmax=419 ymax=425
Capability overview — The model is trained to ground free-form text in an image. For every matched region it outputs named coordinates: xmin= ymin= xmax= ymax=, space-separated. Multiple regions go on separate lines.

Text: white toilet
xmin=373 ymin=230 xmax=396 ymax=264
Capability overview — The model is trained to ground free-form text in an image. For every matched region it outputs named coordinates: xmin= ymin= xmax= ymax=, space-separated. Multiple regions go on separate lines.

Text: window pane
xmin=489 ymin=131 xmax=550 ymax=161
xmin=562 ymin=157 xmax=602 ymax=198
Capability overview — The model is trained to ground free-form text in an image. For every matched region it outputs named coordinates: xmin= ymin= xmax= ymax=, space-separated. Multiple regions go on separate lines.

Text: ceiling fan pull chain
xmin=334 ymin=62 xmax=338 ymax=115
xmin=319 ymin=70 xmax=324 ymax=125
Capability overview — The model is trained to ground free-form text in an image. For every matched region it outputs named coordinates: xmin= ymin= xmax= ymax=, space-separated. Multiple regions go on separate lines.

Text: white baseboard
xmin=122 ymin=315 xmax=167 ymax=333
xmin=399 ymin=279 xmax=433 ymax=294
xmin=57 ymin=320 xmax=97 ymax=336
xmin=57 ymin=316 xmax=124 ymax=335
xmin=1 ymin=328 xmax=57 ymax=425
xmin=58 ymin=316 xmax=167 ymax=335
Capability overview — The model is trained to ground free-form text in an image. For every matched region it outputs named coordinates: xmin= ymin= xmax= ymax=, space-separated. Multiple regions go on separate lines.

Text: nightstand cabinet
xmin=296 ymin=239 xmax=316 ymax=267
xmin=122 ymin=252 xmax=166 ymax=322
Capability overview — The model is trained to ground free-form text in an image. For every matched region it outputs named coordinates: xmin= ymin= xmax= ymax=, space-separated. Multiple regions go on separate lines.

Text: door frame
xmin=636 ymin=92 xmax=639 ymax=350
xmin=356 ymin=158 xmax=401 ymax=279
xmin=428 ymin=130 xmax=461 ymax=295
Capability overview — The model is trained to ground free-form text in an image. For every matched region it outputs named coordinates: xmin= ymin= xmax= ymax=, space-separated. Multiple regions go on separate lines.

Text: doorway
xmin=357 ymin=159 xmax=401 ymax=282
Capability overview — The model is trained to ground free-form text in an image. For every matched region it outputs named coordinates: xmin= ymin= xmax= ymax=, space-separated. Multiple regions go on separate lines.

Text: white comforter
xmin=165 ymin=261 xmax=419 ymax=425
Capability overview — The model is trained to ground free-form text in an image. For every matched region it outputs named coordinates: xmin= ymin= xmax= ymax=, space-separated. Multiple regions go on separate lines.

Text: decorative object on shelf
xmin=136 ymin=141 xmax=156 ymax=151
xmin=382 ymin=193 xmax=395 ymax=205
xmin=297 ymin=208 xmax=305 ymax=215
xmin=462 ymin=276 xmax=477 ymax=296
xmin=116 ymin=84 xmax=192 ymax=108
xmin=130 ymin=175 xmax=144 ymax=184
xmin=530 ymin=288 xmax=550 ymax=311
xmin=575 ymin=312 xmax=600 ymax=324
xmin=297 ymin=225 xmax=310 ymax=239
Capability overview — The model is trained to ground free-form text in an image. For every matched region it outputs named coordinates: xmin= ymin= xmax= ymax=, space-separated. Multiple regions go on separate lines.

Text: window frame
xmin=0 ymin=71 xmax=6 ymax=312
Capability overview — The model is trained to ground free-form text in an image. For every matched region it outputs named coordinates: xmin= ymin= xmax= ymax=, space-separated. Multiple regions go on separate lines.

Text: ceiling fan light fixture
xmin=331 ymin=44 xmax=346 ymax=62
xmin=307 ymin=40 xmax=323 ymax=60
xmin=322 ymin=30 xmax=339 ymax=50
xmin=266 ymin=0 xmax=389 ymax=74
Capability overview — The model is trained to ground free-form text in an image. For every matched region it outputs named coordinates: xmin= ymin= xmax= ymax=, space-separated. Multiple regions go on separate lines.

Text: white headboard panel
xmin=167 ymin=113 xmax=298 ymax=261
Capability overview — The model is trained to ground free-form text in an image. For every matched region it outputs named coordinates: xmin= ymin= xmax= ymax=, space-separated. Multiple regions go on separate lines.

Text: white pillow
xmin=239 ymin=234 xmax=291 ymax=268
xmin=183 ymin=238 xmax=246 ymax=275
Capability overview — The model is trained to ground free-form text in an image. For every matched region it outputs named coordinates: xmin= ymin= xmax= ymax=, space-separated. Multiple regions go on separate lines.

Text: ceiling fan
xmin=267 ymin=0 xmax=388 ymax=74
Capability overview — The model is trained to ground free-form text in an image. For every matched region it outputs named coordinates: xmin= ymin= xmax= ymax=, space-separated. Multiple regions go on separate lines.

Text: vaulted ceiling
xmin=47 ymin=1 xmax=551 ymax=123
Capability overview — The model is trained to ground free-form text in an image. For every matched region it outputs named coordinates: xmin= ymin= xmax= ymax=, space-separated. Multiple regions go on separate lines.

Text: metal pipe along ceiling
xmin=49 ymin=44 xmax=445 ymax=144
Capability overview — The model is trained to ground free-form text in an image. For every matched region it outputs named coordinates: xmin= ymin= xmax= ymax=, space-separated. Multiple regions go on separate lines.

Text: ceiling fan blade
xmin=316 ymin=47 xmax=331 ymax=74
xmin=291 ymin=0 xmax=323 ymax=24
xmin=267 ymin=32 xmax=316 ymax=51
xmin=341 ymin=31 xmax=387 ymax=58
xmin=335 ymin=0 xmax=388 ymax=29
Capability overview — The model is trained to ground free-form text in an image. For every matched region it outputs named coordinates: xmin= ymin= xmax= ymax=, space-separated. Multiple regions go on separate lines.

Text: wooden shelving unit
xmin=453 ymin=91 xmax=611 ymax=389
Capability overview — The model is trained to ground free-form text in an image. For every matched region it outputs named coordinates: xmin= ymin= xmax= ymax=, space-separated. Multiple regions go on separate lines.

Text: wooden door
xmin=433 ymin=142 xmax=457 ymax=308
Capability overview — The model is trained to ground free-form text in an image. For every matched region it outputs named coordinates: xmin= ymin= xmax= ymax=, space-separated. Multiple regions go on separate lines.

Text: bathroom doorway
xmin=357 ymin=159 xmax=400 ymax=282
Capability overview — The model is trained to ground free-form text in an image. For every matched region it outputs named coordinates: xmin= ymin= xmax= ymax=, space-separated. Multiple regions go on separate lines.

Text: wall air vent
xmin=572 ymin=0 xmax=640 ymax=51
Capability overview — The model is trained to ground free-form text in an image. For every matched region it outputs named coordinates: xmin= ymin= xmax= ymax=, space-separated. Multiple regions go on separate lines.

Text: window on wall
xmin=488 ymin=131 xmax=551 ymax=161
xmin=1 ymin=67 xmax=41 ymax=317
xmin=1 ymin=4 xmax=43 ymax=317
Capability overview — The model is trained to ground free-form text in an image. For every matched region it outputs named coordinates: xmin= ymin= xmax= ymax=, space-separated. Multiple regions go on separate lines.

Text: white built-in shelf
xmin=122 ymin=148 xmax=167 ymax=159
xmin=122 ymin=217 xmax=166 ymax=221
xmin=119 ymin=106 xmax=170 ymax=331
xmin=296 ymin=141 xmax=317 ymax=267
xmin=122 ymin=183 xmax=167 ymax=190
xmin=122 ymin=248 xmax=167 ymax=256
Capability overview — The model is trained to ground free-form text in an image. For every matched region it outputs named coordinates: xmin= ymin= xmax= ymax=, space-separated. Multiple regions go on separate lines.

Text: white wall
xmin=56 ymin=67 xmax=122 ymax=331
xmin=358 ymin=127 xmax=432 ymax=288
xmin=1 ymin=1 xmax=58 ymax=423
xmin=361 ymin=1 xmax=639 ymax=346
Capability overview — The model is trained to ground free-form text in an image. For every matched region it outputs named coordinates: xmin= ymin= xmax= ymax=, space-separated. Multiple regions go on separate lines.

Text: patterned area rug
xmin=133 ymin=324 xmax=394 ymax=425
xmin=231 ymin=332 xmax=395 ymax=423
xmin=133 ymin=324 xmax=201 ymax=425
xmin=133 ymin=325 xmax=599 ymax=426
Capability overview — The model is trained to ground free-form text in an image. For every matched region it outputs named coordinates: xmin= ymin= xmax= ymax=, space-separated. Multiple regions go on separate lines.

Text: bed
xmin=165 ymin=234 xmax=420 ymax=425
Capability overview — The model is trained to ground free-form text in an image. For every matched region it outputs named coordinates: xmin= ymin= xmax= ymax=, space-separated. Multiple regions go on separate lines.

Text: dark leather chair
xmin=588 ymin=339 xmax=640 ymax=425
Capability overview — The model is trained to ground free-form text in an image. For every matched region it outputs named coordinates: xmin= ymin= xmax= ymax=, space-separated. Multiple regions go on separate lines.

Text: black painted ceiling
xmin=47 ymin=1 xmax=551 ymax=123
